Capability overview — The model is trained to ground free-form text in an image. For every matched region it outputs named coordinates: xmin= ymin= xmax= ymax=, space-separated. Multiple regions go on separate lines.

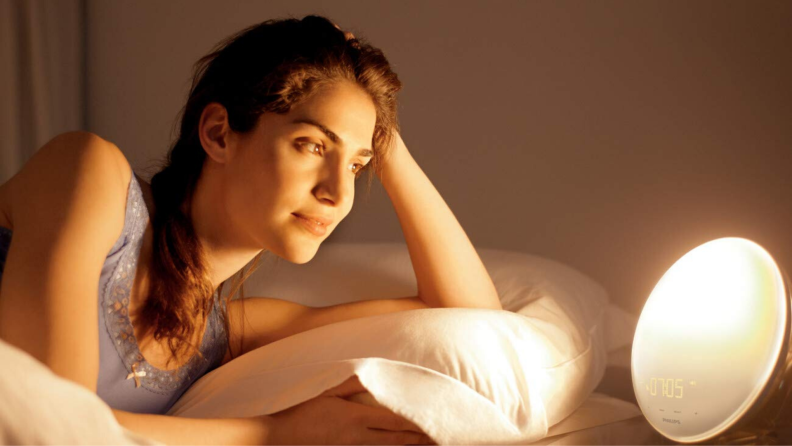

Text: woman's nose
xmin=315 ymin=164 xmax=354 ymax=208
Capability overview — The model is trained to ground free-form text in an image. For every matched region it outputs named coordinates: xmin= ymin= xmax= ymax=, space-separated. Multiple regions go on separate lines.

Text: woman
xmin=0 ymin=15 xmax=501 ymax=445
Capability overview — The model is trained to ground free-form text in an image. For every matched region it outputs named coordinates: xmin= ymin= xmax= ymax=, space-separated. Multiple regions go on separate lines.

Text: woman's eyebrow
xmin=292 ymin=118 xmax=374 ymax=158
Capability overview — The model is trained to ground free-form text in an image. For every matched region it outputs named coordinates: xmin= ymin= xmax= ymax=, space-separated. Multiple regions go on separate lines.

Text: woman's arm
xmin=0 ymin=131 xmax=129 ymax=393
xmin=111 ymin=409 xmax=272 ymax=445
xmin=378 ymin=131 xmax=502 ymax=310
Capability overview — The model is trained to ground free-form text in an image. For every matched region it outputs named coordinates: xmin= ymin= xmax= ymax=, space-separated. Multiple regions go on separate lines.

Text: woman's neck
xmin=189 ymin=170 xmax=263 ymax=290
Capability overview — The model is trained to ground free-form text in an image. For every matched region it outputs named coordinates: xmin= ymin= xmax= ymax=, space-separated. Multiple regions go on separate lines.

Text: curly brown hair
xmin=143 ymin=14 xmax=402 ymax=368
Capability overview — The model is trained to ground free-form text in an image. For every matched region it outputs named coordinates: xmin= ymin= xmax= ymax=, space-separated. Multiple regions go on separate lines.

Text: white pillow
xmin=169 ymin=243 xmax=611 ymax=444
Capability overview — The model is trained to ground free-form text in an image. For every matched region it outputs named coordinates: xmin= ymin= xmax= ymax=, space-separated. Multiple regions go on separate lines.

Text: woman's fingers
xmin=321 ymin=375 xmax=436 ymax=443
xmin=364 ymin=405 xmax=424 ymax=433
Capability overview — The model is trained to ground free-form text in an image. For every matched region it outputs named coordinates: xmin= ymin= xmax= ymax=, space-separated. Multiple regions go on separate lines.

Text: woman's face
xmin=219 ymin=80 xmax=377 ymax=264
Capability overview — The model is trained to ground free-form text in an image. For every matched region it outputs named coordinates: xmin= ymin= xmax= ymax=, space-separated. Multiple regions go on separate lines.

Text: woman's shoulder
xmin=27 ymin=130 xmax=130 ymax=183
xmin=0 ymin=131 xmax=133 ymax=239
xmin=43 ymin=131 xmax=132 ymax=181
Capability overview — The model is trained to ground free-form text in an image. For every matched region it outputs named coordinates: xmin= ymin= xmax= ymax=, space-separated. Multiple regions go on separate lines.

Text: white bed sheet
xmin=535 ymin=392 xmax=643 ymax=442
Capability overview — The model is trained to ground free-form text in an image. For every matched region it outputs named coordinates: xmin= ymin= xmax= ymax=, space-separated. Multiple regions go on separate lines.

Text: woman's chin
xmin=275 ymin=241 xmax=320 ymax=265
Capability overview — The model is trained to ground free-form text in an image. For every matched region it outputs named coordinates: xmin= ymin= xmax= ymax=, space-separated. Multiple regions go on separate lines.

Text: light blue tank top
xmin=0 ymin=171 xmax=228 ymax=414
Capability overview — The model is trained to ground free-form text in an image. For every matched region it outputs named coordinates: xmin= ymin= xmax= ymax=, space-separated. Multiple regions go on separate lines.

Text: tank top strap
xmin=104 ymin=172 xmax=149 ymax=257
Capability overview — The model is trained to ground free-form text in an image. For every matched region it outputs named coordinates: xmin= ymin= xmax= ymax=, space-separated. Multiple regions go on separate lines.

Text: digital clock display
xmin=645 ymin=378 xmax=688 ymax=398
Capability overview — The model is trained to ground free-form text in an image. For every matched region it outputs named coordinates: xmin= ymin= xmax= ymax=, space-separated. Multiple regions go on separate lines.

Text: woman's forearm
xmin=111 ymin=408 xmax=272 ymax=445
xmin=379 ymin=132 xmax=502 ymax=311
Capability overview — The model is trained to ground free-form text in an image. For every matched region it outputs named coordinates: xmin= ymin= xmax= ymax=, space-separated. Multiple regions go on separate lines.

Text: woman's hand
xmin=266 ymin=375 xmax=436 ymax=445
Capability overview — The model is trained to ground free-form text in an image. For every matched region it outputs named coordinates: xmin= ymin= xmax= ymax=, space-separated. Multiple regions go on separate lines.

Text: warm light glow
xmin=632 ymin=237 xmax=788 ymax=444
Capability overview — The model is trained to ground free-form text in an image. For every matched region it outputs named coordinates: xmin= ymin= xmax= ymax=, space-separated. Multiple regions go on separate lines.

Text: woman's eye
xmin=301 ymin=142 xmax=368 ymax=178
xmin=350 ymin=163 xmax=364 ymax=175
xmin=301 ymin=142 xmax=323 ymax=155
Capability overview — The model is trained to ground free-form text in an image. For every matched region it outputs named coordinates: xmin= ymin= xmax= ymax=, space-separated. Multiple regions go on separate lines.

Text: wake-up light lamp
xmin=632 ymin=237 xmax=792 ymax=444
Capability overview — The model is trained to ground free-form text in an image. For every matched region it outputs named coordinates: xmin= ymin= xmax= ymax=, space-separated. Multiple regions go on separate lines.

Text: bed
xmin=1 ymin=243 xmax=662 ymax=445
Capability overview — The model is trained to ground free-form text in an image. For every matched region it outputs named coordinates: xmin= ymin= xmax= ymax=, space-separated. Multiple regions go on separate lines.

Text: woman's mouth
xmin=292 ymin=213 xmax=328 ymax=236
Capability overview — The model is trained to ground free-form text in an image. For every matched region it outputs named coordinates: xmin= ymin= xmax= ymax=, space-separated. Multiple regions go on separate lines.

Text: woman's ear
xmin=198 ymin=102 xmax=231 ymax=164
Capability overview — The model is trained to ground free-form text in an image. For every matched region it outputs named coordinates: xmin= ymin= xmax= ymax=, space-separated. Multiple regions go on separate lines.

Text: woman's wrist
xmin=378 ymin=131 xmax=413 ymax=187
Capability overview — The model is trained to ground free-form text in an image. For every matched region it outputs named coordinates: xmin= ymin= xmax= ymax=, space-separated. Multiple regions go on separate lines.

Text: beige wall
xmin=87 ymin=0 xmax=792 ymax=316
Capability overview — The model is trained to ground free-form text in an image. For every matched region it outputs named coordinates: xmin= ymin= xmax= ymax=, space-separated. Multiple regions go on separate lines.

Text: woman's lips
xmin=293 ymin=213 xmax=328 ymax=236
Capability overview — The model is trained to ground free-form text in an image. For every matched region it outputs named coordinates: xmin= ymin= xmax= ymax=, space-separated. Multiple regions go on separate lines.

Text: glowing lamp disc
xmin=632 ymin=237 xmax=790 ymax=443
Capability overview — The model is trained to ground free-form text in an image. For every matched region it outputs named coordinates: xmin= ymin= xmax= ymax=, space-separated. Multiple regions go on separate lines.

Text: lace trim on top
xmin=101 ymin=174 xmax=227 ymax=394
